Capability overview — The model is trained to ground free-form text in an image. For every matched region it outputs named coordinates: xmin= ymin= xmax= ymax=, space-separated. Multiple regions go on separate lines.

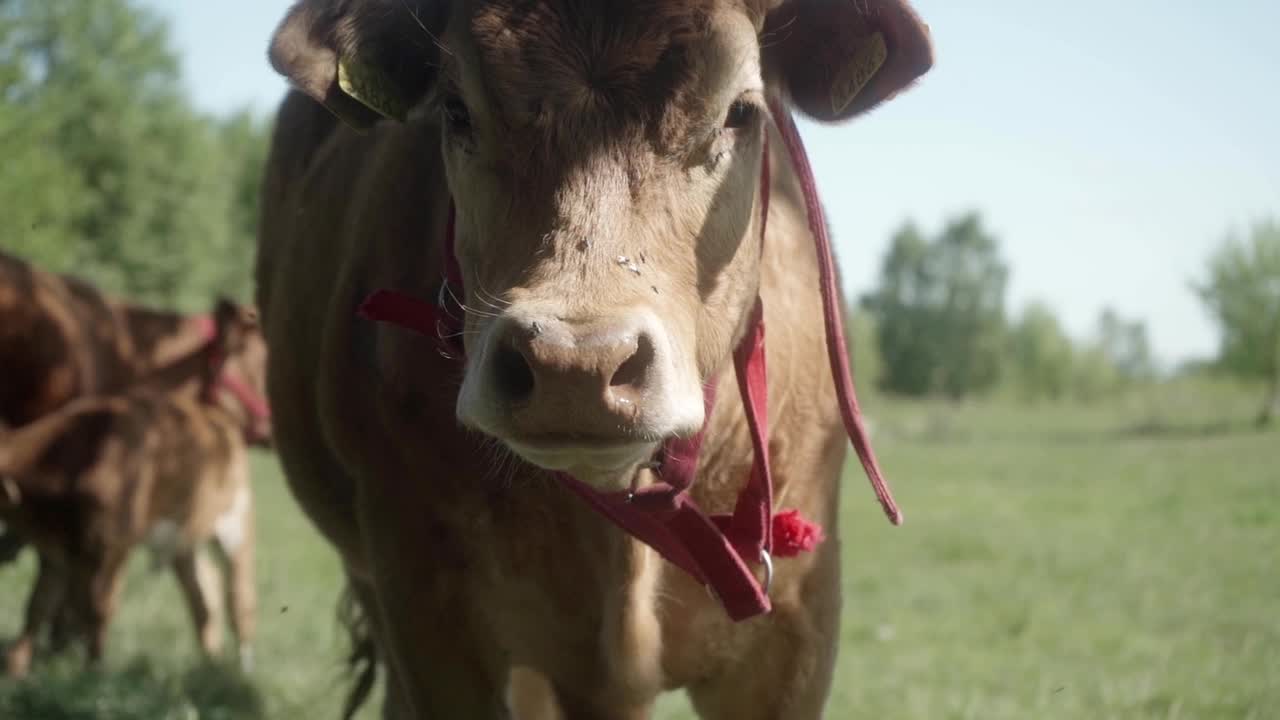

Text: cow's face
xmin=270 ymin=0 xmax=932 ymax=485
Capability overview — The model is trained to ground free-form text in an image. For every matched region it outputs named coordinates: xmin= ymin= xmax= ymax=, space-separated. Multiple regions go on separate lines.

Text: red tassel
xmin=771 ymin=509 xmax=825 ymax=557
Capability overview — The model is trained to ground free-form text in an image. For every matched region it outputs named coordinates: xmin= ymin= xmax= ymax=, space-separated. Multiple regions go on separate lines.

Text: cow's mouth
xmin=504 ymin=435 xmax=657 ymax=478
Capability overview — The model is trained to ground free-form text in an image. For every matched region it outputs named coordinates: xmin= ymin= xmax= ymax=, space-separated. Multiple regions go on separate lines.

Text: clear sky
xmin=143 ymin=0 xmax=1280 ymax=366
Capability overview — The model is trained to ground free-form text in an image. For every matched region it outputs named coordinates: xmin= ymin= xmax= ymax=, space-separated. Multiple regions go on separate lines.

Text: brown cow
xmin=256 ymin=1 xmax=932 ymax=717
xmin=0 ymin=299 xmax=267 ymax=677
xmin=0 ymin=250 xmax=273 ymax=561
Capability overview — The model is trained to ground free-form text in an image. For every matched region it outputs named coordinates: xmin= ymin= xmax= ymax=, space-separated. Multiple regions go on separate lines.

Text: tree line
xmin=4 ymin=0 xmax=1278 ymax=423
xmin=855 ymin=213 xmax=1280 ymax=425
xmin=0 ymin=0 xmax=268 ymax=311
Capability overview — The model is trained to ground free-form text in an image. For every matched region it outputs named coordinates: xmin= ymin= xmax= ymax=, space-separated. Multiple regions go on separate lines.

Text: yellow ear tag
xmin=831 ymin=31 xmax=888 ymax=115
xmin=338 ymin=55 xmax=410 ymax=122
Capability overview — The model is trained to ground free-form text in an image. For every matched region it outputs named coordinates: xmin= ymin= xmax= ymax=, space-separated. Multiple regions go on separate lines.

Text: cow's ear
xmin=761 ymin=0 xmax=934 ymax=123
xmin=268 ymin=0 xmax=449 ymax=130
xmin=213 ymin=297 xmax=251 ymax=351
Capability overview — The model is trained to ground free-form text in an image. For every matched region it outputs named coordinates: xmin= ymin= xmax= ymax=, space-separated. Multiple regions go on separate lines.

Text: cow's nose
xmin=489 ymin=316 xmax=657 ymax=423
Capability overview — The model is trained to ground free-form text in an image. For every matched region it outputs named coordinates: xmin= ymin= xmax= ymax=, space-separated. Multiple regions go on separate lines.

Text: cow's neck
xmin=130 ymin=337 xmax=217 ymax=398
xmin=118 ymin=304 xmax=211 ymax=376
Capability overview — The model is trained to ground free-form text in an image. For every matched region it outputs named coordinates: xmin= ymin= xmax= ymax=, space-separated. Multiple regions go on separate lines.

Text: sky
xmin=143 ymin=0 xmax=1280 ymax=367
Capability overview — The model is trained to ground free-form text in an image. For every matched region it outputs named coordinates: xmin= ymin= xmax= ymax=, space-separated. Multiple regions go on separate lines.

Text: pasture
xmin=1 ymin=378 xmax=1276 ymax=719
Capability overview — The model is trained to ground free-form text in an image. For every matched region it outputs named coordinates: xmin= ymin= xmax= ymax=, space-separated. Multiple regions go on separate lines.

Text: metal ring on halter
xmin=759 ymin=548 xmax=774 ymax=596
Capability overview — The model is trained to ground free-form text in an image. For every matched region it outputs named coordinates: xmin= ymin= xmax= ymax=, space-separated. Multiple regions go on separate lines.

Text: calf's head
xmin=270 ymin=0 xmax=932 ymax=483
xmin=210 ymin=299 xmax=273 ymax=446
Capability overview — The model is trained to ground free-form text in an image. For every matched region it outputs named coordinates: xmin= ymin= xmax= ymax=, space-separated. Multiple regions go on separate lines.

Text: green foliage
xmin=1006 ymin=301 xmax=1074 ymax=401
xmin=1194 ymin=218 xmax=1280 ymax=423
xmin=0 ymin=0 xmax=269 ymax=310
xmin=1095 ymin=307 xmax=1156 ymax=383
xmin=863 ymin=212 xmax=1009 ymax=399
xmin=845 ymin=305 xmax=883 ymax=391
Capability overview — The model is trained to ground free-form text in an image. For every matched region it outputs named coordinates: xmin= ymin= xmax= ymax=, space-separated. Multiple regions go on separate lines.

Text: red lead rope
xmin=767 ymin=98 xmax=902 ymax=527
xmin=358 ymin=102 xmax=901 ymax=621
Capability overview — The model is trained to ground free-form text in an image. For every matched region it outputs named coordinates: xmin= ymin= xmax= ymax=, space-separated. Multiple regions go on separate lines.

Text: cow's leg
xmin=685 ymin=545 xmax=843 ymax=720
xmin=47 ymin=596 xmax=80 ymax=654
xmin=212 ymin=484 xmax=258 ymax=672
xmin=78 ymin=552 xmax=128 ymax=665
xmin=173 ymin=550 xmax=226 ymax=659
xmin=342 ymin=576 xmax=412 ymax=720
xmin=4 ymin=555 xmax=67 ymax=677
xmin=40 ymin=553 xmax=80 ymax=655
xmin=356 ymin=488 xmax=509 ymax=718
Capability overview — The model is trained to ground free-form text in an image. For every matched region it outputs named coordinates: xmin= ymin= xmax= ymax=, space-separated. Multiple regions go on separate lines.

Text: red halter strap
xmin=358 ymin=102 xmax=900 ymax=621
xmin=193 ymin=315 xmax=273 ymax=426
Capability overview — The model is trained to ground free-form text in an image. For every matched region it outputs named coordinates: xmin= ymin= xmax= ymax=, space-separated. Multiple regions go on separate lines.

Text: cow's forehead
xmin=447 ymin=0 xmax=764 ymax=132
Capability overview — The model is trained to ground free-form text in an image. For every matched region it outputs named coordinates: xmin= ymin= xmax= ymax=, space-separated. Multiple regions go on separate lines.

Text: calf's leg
xmin=213 ymin=482 xmax=258 ymax=672
xmin=4 ymin=555 xmax=67 ymax=677
xmin=173 ymin=550 xmax=226 ymax=659
xmin=76 ymin=552 xmax=128 ymax=666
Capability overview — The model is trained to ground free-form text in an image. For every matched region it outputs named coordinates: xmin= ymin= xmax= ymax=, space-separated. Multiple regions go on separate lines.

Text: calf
xmin=0 ymin=251 xmax=273 ymax=564
xmin=0 ymin=299 xmax=268 ymax=676
xmin=257 ymin=1 xmax=932 ymax=717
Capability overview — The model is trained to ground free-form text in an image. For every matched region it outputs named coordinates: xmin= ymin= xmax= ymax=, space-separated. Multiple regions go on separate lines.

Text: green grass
xmin=3 ymin=378 xmax=1278 ymax=718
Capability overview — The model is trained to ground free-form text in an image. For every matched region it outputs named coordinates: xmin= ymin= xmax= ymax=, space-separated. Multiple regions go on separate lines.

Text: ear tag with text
xmin=338 ymin=56 xmax=410 ymax=122
xmin=831 ymin=31 xmax=888 ymax=115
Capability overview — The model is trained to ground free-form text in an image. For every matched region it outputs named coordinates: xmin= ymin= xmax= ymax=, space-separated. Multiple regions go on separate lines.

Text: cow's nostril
xmin=610 ymin=334 xmax=655 ymax=390
xmin=494 ymin=343 xmax=535 ymax=402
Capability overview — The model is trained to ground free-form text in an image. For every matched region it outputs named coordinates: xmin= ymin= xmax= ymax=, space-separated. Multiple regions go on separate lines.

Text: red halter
xmin=359 ymin=100 xmax=900 ymax=621
xmin=193 ymin=315 xmax=273 ymax=438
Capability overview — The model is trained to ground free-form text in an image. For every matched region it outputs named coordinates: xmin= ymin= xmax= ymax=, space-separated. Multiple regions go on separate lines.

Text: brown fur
xmin=258 ymin=1 xmax=932 ymax=717
xmin=0 ymin=301 xmax=267 ymax=676
xmin=0 ymin=250 xmax=221 ymax=428
xmin=0 ymin=252 xmax=271 ymax=646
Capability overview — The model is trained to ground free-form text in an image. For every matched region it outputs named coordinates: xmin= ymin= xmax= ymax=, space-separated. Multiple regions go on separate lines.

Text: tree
xmin=1095 ymin=308 xmax=1156 ymax=384
xmin=1194 ymin=219 xmax=1280 ymax=425
xmin=863 ymin=212 xmax=1009 ymax=399
xmin=0 ymin=0 xmax=258 ymax=309
xmin=210 ymin=109 xmax=272 ymax=302
xmin=844 ymin=304 xmax=883 ymax=392
xmin=1007 ymin=301 xmax=1074 ymax=402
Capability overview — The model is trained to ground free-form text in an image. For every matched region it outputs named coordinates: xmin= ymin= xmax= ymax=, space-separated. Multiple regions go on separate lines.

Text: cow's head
xmin=211 ymin=298 xmax=273 ymax=447
xmin=270 ymin=0 xmax=932 ymax=484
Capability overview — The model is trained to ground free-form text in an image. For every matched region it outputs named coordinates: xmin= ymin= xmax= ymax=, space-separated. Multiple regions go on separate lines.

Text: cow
xmin=0 ymin=299 xmax=267 ymax=677
xmin=0 ymin=250 xmax=273 ymax=560
xmin=255 ymin=0 xmax=933 ymax=717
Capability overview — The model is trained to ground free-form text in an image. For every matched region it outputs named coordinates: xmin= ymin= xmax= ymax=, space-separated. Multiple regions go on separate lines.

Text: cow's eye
xmin=442 ymin=94 xmax=472 ymax=133
xmin=723 ymin=99 xmax=757 ymax=130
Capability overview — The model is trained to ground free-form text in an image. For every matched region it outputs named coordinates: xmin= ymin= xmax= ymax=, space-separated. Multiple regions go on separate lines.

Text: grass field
xmin=2 ymin=377 xmax=1277 ymax=719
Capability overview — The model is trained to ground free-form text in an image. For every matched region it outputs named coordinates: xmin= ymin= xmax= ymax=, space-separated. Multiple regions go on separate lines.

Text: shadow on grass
xmin=0 ymin=656 xmax=265 ymax=720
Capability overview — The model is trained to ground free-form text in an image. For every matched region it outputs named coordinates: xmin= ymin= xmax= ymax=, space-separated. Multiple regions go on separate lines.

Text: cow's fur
xmin=0 ymin=250 xmax=247 ymax=427
xmin=257 ymin=0 xmax=932 ymax=717
xmin=0 ymin=300 xmax=266 ymax=676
